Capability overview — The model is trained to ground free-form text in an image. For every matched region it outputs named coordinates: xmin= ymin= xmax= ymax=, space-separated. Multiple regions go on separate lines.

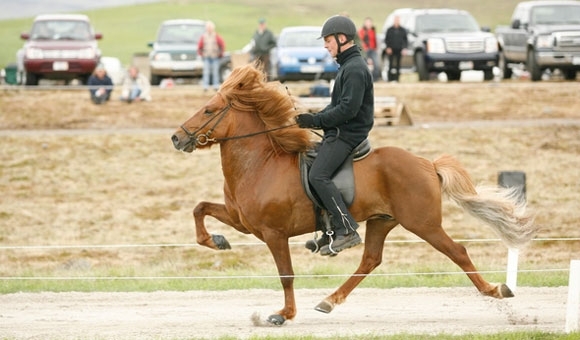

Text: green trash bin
xmin=4 ymin=63 xmax=18 ymax=85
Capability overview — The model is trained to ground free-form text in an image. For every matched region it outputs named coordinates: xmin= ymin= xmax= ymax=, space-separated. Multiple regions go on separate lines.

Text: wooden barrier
xmin=298 ymin=96 xmax=413 ymax=126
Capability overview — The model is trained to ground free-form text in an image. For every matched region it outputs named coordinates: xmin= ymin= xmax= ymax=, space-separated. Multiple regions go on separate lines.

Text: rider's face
xmin=324 ymin=35 xmax=339 ymax=58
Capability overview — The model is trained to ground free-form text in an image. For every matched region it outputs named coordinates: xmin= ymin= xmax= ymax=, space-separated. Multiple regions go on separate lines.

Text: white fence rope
xmin=0 ymin=268 xmax=569 ymax=281
xmin=1 ymin=237 xmax=578 ymax=251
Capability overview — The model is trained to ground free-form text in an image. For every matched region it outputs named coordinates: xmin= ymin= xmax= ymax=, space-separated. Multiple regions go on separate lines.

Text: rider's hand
xmin=295 ymin=113 xmax=317 ymax=128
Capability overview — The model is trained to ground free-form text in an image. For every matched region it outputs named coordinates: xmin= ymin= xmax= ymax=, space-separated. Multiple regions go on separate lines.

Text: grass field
xmin=0 ymin=0 xmax=525 ymax=69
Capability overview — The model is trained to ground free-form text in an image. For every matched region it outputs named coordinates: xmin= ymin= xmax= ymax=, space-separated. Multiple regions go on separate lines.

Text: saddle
xmin=299 ymin=139 xmax=372 ymax=232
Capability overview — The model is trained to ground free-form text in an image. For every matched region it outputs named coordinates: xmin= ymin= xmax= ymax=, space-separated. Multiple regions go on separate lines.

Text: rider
xmin=295 ymin=15 xmax=374 ymax=256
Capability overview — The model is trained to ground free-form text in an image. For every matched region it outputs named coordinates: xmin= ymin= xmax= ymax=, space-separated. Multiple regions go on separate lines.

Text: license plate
xmin=300 ymin=65 xmax=323 ymax=73
xmin=53 ymin=61 xmax=69 ymax=71
xmin=573 ymin=56 xmax=580 ymax=65
xmin=459 ymin=61 xmax=474 ymax=70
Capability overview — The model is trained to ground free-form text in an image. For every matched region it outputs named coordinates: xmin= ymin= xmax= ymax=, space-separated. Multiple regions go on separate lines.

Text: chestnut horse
xmin=171 ymin=64 xmax=537 ymax=325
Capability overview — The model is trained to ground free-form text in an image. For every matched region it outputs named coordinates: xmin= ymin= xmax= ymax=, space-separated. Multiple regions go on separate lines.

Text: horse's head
xmin=171 ymin=92 xmax=231 ymax=153
xmin=172 ymin=63 xmax=313 ymax=154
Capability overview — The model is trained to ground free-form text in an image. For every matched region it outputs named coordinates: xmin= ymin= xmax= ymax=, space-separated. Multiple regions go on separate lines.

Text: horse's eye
xmin=204 ymin=109 xmax=213 ymax=116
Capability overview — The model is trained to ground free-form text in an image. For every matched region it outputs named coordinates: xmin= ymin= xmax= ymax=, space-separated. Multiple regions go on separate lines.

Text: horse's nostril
xmin=171 ymin=134 xmax=179 ymax=146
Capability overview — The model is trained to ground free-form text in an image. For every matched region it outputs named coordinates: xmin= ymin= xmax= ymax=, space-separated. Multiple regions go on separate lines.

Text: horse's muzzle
xmin=171 ymin=133 xmax=195 ymax=153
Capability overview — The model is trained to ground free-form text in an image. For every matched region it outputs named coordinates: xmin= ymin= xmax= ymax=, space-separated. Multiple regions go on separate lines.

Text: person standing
xmin=251 ymin=18 xmax=276 ymax=80
xmin=358 ymin=17 xmax=380 ymax=81
xmin=384 ymin=15 xmax=408 ymax=82
xmin=198 ymin=21 xmax=225 ymax=92
xmin=87 ymin=64 xmax=113 ymax=105
xmin=294 ymin=15 xmax=374 ymax=256
xmin=120 ymin=65 xmax=151 ymax=103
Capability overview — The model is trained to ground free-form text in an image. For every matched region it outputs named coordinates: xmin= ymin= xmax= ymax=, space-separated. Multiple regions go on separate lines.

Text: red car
xmin=18 ymin=14 xmax=103 ymax=85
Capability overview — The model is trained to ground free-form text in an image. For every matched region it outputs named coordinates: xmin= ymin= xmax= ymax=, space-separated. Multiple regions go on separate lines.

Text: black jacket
xmin=312 ymin=45 xmax=374 ymax=147
xmin=385 ymin=26 xmax=408 ymax=51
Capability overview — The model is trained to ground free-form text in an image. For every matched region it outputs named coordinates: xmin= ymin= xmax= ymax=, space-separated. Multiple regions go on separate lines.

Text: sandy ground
xmin=0 ymin=287 xmax=569 ymax=339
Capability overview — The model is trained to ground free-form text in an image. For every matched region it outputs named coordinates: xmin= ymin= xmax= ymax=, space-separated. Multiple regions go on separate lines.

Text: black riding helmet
xmin=319 ymin=15 xmax=357 ymax=54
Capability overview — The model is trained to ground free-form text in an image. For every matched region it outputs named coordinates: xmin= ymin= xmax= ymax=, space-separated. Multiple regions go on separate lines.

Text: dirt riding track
xmin=0 ymin=287 xmax=569 ymax=339
xmin=1 ymin=80 xmax=579 ymax=339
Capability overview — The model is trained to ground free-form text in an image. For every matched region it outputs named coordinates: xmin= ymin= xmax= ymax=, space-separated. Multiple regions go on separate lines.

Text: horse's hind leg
xmin=414 ymin=225 xmax=513 ymax=299
xmin=193 ymin=201 xmax=245 ymax=250
xmin=315 ymin=219 xmax=398 ymax=313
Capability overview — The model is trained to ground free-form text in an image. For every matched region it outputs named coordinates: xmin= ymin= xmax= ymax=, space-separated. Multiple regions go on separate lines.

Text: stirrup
xmin=305 ymin=231 xmax=333 ymax=253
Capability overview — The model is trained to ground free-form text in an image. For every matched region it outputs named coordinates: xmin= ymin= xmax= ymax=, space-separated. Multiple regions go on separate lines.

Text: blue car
xmin=274 ymin=26 xmax=338 ymax=82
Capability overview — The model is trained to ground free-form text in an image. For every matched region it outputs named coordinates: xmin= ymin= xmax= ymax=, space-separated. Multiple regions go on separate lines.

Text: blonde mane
xmin=219 ymin=63 xmax=314 ymax=154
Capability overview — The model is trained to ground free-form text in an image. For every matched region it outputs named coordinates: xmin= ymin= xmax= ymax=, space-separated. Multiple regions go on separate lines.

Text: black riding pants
xmin=308 ymin=136 xmax=359 ymax=236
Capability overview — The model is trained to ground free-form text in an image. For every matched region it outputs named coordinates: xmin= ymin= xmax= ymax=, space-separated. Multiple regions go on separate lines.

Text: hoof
xmin=267 ymin=314 xmax=285 ymax=326
xmin=211 ymin=234 xmax=231 ymax=250
xmin=500 ymin=283 xmax=515 ymax=298
xmin=314 ymin=299 xmax=334 ymax=314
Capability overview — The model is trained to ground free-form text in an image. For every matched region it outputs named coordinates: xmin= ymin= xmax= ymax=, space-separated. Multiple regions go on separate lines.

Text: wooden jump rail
xmin=298 ymin=96 xmax=413 ymax=126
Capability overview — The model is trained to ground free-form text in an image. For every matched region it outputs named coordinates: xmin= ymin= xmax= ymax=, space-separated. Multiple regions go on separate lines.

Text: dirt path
xmin=0 ymin=287 xmax=568 ymax=339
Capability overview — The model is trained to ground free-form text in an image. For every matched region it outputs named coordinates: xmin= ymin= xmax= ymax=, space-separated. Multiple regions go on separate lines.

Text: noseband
xmin=180 ymin=103 xmax=232 ymax=148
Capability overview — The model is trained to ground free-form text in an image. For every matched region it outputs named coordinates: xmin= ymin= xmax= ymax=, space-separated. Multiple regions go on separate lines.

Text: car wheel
xmin=527 ymin=49 xmax=542 ymax=81
xmin=483 ymin=70 xmax=494 ymax=81
xmin=499 ymin=51 xmax=512 ymax=79
xmin=25 ymin=72 xmax=38 ymax=86
xmin=446 ymin=71 xmax=460 ymax=81
xmin=415 ymin=51 xmax=429 ymax=81
xmin=150 ymin=74 xmax=161 ymax=86
xmin=564 ymin=69 xmax=577 ymax=80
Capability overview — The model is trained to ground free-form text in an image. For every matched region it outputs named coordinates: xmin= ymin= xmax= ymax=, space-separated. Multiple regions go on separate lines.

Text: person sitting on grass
xmin=120 ymin=65 xmax=151 ymax=103
xmin=87 ymin=64 xmax=113 ymax=105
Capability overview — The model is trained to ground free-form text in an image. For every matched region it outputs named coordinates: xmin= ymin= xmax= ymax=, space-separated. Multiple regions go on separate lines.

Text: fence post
xmin=566 ymin=259 xmax=580 ymax=333
xmin=506 ymin=248 xmax=519 ymax=292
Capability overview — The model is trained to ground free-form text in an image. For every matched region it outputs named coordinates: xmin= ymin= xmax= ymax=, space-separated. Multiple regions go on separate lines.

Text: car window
xmin=31 ymin=20 xmax=91 ymax=40
xmin=531 ymin=5 xmax=580 ymax=25
xmin=278 ymin=30 xmax=320 ymax=48
xmin=158 ymin=24 xmax=205 ymax=44
xmin=415 ymin=13 xmax=480 ymax=33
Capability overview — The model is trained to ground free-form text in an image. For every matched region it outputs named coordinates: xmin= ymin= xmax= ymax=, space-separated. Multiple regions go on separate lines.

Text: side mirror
xmin=95 ymin=33 xmax=103 ymax=40
xmin=20 ymin=32 xmax=30 ymax=40
xmin=511 ymin=19 xmax=521 ymax=29
xmin=481 ymin=26 xmax=491 ymax=33
xmin=147 ymin=42 xmax=154 ymax=48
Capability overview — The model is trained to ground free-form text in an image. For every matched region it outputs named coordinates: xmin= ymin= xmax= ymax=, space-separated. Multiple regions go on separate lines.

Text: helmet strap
xmin=334 ymin=33 xmax=349 ymax=55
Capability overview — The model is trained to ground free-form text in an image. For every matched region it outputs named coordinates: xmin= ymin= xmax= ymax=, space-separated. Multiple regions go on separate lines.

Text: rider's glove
xmin=295 ymin=113 xmax=317 ymax=128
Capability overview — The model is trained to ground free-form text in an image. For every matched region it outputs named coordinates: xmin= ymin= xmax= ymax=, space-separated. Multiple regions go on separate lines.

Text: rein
xmin=180 ymin=99 xmax=297 ymax=147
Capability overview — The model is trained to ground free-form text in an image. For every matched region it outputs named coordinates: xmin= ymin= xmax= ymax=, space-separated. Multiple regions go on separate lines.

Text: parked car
xmin=17 ymin=14 xmax=103 ymax=85
xmin=147 ymin=19 xmax=231 ymax=85
xmin=496 ymin=0 xmax=580 ymax=81
xmin=273 ymin=26 xmax=338 ymax=82
xmin=380 ymin=8 xmax=499 ymax=81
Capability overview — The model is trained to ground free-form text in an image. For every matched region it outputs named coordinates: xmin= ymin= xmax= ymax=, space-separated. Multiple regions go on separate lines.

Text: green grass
xmin=0 ymin=0 xmax=523 ymax=69
xmin=0 ymin=264 xmax=568 ymax=293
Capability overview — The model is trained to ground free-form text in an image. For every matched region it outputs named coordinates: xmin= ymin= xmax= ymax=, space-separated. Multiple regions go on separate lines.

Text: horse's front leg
xmin=193 ymin=201 xmax=244 ymax=250
xmin=262 ymin=233 xmax=296 ymax=326
xmin=316 ymin=219 xmax=397 ymax=313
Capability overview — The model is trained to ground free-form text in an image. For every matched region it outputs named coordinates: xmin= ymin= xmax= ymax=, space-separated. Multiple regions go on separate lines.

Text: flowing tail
xmin=433 ymin=154 xmax=538 ymax=248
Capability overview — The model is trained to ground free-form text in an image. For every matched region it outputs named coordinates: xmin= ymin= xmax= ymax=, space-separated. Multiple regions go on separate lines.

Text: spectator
xmin=120 ymin=65 xmax=151 ymax=103
xmin=87 ymin=64 xmax=113 ymax=105
xmin=358 ymin=17 xmax=380 ymax=81
xmin=384 ymin=15 xmax=408 ymax=82
xmin=251 ymin=18 xmax=276 ymax=80
xmin=198 ymin=21 xmax=225 ymax=92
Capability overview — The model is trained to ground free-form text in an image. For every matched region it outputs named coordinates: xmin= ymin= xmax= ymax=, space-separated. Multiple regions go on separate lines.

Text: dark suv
xmin=380 ymin=8 xmax=499 ymax=81
xmin=147 ymin=19 xmax=231 ymax=85
xmin=17 ymin=14 xmax=102 ymax=85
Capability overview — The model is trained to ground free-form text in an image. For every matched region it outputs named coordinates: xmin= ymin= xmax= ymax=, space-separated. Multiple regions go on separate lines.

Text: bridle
xmin=179 ymin=98 xmax=297 ymax=149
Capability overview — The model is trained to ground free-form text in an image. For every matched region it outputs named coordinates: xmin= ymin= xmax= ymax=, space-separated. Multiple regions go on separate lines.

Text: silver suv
xmin=380 ymin=8 xmax=499 ymax=81
xmin=147 ymin=19 xmax=230 ymax=85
